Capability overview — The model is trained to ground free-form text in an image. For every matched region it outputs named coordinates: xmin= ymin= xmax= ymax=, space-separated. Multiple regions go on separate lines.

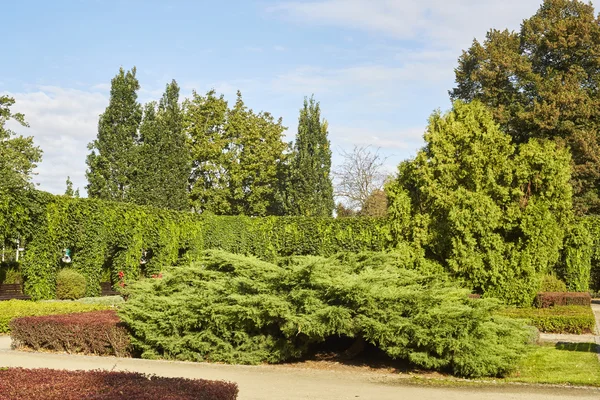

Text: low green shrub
xmin=534 ymin=292 xmax=591 ymax=308
xmin=56 ymin=269 xmax=87 ymax=300
xmin=499 ymin=306 xmax=596 ymax=334
xmin=119 ymin=250 xmax=534 ymax=378
xmin=0 ymin=300 xmax=109 ymax=334
xmin=539 ymin=275 xmax=567 ymax=293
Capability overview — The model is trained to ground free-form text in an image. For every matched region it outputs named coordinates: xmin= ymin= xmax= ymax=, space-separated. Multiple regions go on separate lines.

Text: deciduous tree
xmin=86 ymin=67 xmax=142 ymax=201
xmin=450 ymin=0 xmax=600 ymax=214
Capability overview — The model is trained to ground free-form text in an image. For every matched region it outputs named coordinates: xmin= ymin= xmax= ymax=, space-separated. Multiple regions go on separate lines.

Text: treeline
xmin=85 ymin=68 xmax=334 ymax=217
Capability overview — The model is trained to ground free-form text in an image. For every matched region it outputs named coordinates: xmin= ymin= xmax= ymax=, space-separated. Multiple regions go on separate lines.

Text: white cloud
xmin=3 ymin=86 xmax=108 ymax=196
xmin=270 ymin=0 xmax=541 ymax=49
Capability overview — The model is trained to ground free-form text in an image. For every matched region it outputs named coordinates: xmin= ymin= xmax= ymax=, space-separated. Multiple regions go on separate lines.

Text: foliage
xmin=334 ymin=145 xmax=387 ymax=212
xmin=10 ymin=310 xmax=130 ymax=356
xmin=560 ymin=219 xmax=594 ymax=291
xmin=19 ymin=194 xmax=389 ymax=299
xmin=286 ymin=96 xmax=334 ymax=217
xmin=539 ymin=275 xmax=567 ymax=293
xmin=119 ymin=250 xmax=534 ymax=378
xmin=185 ymin=90 xmax=287 ymax=216
xmin=56 ymin=268 xmax=87 ymax=300
xmin=360 ymin=189 xmax=388 ymax=217
xmin=0 ymin=95 xmax=43 ymax=242
xmin=534 ymin=292 xmax=591 ymax=308
xmin=0 ymin=368 xmax=239 ymax=400
xmin=507 ymin=343 xmax=600 ymax=387
xmin=450 ymin=0 xmax=600 ymax=214
xmin=499 ymin=306 xmax=595 ymax=334
xmin=130 ymin=80 xmax=189 ymax=211
xmin=0 ymin=299 xmax=108 ymax=334
xmin=0 ymin=262 xmax=23 ymax=284
xmin=86 ymin=67 xmax=142 ymax=201
xmin=386 ymin=101 xmax=573 ymax=305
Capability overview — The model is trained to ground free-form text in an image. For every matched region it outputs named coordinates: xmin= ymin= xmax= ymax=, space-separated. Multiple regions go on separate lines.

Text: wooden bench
xmin=100 ymin=282 xmax=120 ymax=297
xmin=0 ymin=283 xmax=31 ymax=301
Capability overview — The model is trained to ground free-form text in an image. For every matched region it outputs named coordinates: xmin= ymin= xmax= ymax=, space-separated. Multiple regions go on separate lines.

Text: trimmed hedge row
xmin=0 ymin=368 xmax=238 ymax=400
xmin=534 ymin=292 xmax=591 ymax=308
xmin=10 ymin=310 xmax=130 ymax=356
xmin=19 ymin=196 xmax=390 ymax=300
xmin=0 ymin=300 xmax=109 ymax=334
xmin=499 ymin=306 xmax=596 ymax=334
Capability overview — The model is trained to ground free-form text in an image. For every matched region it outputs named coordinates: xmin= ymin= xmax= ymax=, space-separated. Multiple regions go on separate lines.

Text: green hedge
xmin=17 ymin=196 xmax=391 ymax=300
xmin=0 ymin=300 xmax=110 ymax=334
xmin=499 ymin=306 xmax=596 ymax=334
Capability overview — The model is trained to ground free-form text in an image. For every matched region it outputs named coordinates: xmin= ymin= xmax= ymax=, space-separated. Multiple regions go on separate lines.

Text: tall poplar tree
xmin=130 ymin=80 xmax=189 ymax=210
xmin=287 ymin=96 xmax=334 ymax=216
xmin=86 ymin=67 xmax=142 ymax=201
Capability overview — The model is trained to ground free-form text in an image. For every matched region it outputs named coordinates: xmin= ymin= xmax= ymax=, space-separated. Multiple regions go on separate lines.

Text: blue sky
xmin=1 ymin=0 xmax=543 ymax=195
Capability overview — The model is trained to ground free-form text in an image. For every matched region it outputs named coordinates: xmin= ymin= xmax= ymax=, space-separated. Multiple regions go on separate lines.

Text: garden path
xmin=0 ymin=336 xmax=599 ymax=400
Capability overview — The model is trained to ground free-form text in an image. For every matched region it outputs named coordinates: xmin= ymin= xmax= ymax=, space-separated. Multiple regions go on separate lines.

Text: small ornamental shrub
xmin=0 ymin=368 xmax=238 ymax=400
xmin=539 ymin=275 xmax=567 ymax=293
xmin=0 ymin=300 xmax=108 ymax=334
xmin=56 ymin=269 xmax=87 ymax=300
xmin=534 ymin=292 xmax=591 ymax=308
xmin=119 ymin=250 xmax=534 ymax=378
xmin=0 ymin=262 xmax=23 ymax=284
xmin=10 ymin=310 xmax=130 ymax=357
xmin=499 ymin=306 xmax=596 ymax=334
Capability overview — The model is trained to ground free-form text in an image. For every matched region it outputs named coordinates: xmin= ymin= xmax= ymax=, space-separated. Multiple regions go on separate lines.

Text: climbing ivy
xmin=18 ymin=195 xmax=391 ymax=299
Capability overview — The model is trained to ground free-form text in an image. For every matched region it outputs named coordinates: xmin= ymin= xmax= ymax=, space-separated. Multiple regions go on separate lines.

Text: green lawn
xmin=506 ymin=343 xmax=600 ymax=386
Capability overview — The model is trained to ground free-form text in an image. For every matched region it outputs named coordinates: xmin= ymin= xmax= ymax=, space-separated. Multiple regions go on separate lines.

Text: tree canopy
xmin=387 ymin=101 xmax=573 ymax=304
xmin=451 ymin=0 xmax=600 ymax=215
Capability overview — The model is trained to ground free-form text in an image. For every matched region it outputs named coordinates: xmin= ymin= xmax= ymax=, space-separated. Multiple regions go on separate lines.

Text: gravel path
xmin=0 ymin=335 xmax=598 ymax=400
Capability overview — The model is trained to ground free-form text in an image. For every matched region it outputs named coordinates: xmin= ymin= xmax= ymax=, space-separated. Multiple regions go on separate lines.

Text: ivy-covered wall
xmin=19 ymin=196 xmax=391 ymax=299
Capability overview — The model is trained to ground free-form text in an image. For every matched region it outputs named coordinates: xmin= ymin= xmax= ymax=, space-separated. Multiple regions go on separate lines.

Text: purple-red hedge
xmin=534 ymin=292 xmax=591 ymax=308
xmin=0 ymin=368 xmax=238 ymax=400
xmin=9 ymin=310 xmax=130 ymax=356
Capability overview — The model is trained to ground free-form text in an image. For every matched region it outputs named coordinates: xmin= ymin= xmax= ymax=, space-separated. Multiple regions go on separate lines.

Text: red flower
xmin=118 ymin=271 xmax=124 ymax=279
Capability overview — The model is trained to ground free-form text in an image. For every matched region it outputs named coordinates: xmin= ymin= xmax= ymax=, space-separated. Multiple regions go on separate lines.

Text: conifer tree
xmin=86 ymin=67 xmax=142 ymax=201
xmin=64 ymin=176 xmax=74 ymax=197
xmin=287 ymin=96 xmax=334 ymax=216
xmin=451 ymin=0 xmax=600 ymax=214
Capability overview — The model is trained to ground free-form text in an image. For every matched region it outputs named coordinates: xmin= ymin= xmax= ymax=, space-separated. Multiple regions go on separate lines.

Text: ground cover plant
xmin=499 ymin=306 xmax=596 ymax=334
xmin=0 ymin=300 xmax=109 ymax=334
xmin=119 ymin=249 xmax=535 ymax=378
xmin=0 ymin=368 xmax=238 ymax=400
xmin=10 ymin=310 xmax=130 ymax=356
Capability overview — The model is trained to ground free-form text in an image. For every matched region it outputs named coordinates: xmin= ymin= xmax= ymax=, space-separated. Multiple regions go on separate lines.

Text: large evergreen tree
xmin=86 ymin=67 xmax=142 ymax=201
xmin=287 ymin=96 xmax=334 ymax=216
xmin=386 ymin=101 xmax=573 ymax=305
xmin=130 ymin=80 xmax=189 ymax=211
xmin=450 ymin=0 xmax=600 ymax=214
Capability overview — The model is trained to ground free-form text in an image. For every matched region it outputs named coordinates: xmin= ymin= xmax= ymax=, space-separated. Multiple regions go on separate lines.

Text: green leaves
xmin=119 ymin=250 xmax=533 ymax=378
xmin=451 ymin=0 xmax=600 ymax=214
xmin=388 ymin=101 xmax=573 ymax=305
xmin=86 ymin=67 xmax=142 ymax=201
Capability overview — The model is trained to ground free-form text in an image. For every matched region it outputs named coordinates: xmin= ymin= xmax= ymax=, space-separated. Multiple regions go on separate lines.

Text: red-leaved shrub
xmin=534 ymin=292 xmax=591 ymax=308
xmin=0 ymin=368 xmax=238 ymax=400
xmin=9 ymin=310 xmax=130 ymax=356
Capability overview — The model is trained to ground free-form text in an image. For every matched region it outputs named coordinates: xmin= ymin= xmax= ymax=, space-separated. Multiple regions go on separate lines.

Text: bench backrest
xmin=0 ymin=284 xmax=24 ymax=295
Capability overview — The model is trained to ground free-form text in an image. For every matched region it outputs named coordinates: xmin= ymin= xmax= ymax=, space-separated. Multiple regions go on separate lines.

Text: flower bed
xmin=0 ymin=368 xmax=238 ymax=400
xmin=10 ymin=310 xmax=130 ymax=356
xmin=0 ymin=300 xmax=109 ymax=334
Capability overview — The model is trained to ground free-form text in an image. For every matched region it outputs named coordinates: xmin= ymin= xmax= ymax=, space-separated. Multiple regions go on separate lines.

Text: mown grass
xmin=506 ymin=343 xmax=600 ymax=386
